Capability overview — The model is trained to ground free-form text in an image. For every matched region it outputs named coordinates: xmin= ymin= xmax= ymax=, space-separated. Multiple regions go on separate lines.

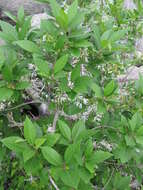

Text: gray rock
xmin=31 ymin=13 xmax=53 ymax=28
xmin=123 ymin=0 xmax=137 ymax=10
xmin=0 ymin=0 xmax=49 ymax=15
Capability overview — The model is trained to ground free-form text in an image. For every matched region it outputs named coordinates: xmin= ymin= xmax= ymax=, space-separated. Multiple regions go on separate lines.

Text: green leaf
xmin=110 ymin=30 xmax=127 ymax=42
xmin=15 ymin=40 xmax=39 ymax=53
xmin=54 ymin=54 xmax=68 ymax=74
xmin=136 ymin=126 xmax=143 ymax=136
xmin=15 ymin=81 xmax=30 ymax=90
xmin=48 ymin=0 xmax=61 ymax=19
xmin=40 ymin=20 xmax=58 ymax=37
xmin=0 ymin=88 xmax=13 ymax=101
xmin=101 ymin=29 xmax=113 ymax=41
xmin=78 ymin=181 xmax=93 ymax=190
xmin=58 ymin=120 xmax=71 ymax=141
xmin=64 ymin=144 xmax=75 ymax=163
xmin=4 ymin=11 xmax=17 ymax=23
xmin=0 ymin=32 xmax=14 ymax=42
xmin=19 ymin=17 xmax=31 ymax=40
xmin=89 ymin=150 xmax=112 ymax=164
xmin=57 ymin=9 xmax=68 ymax=30
xmin=41 ymin=146 xmax=63 ymax=166
xmin=69 ymin=11 xmax=85 ymax=30
xmin=74 ymin=76 xmax=91 ymax=94
xmin=46 ymin=133 xmax=60 ymax=147
xmin=85 ymin=139 xmax=94 ymax=158
xmin=93 ymin=25 xmax=101 ymax=50
xmin=24 ymin=117 xmax=36 ymax=145
xmin=72 ymin=120 xmax=85 ymax=142
xmin=24 ymin=156 xmax=42 ymax=175
xmin=60 ymin=167 xmax=80 ymax=188
xmin=114 ymin=173 xmax=131 ymax=189
xmin=17 ymin=6 xmax=25 ymax=24
xmin=68 ymin=0 xmax=78 ymax=24
xmin=71 ymin=64 xmax=80 ymax=81
xmin=125 ymin=135 xmax=135 ymax=147
xmin=91 ymin=82 xmax=103 ymax=98
xmin=79 ymin=167 xmax=92 ymax=184
xmin=74 ymin=40 xmax=92 ymax=48
xmin=135 ymin=126 xmax=143 ymax=145
xmin=114 ymin=146 xmax=133 ymax=163
xmin=23 ymin=147 xmax=35 ymax=162
xmin=69 ymin=28 xmax=89 ymax=40
xmin=35 ymin=138 xmax=46 ymax=149
xmin=129 ymin=112 xmax=142 ymax=131
xmin=104 ymin=80 xmax=116 ymax=96
xmin=1 ymin=136 xmax=25 ymax=153
xmin=64 ymin=142 xmax=82 ymax=165
xmin=34 ymin=57 xmax=50 ymax=77
xmin=0 ymin=21 xmax=18 ymax=42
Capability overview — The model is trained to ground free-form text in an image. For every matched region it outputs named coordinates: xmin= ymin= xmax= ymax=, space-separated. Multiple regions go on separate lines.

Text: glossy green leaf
xmin=35 ymin=138 xmax=46 ymax=149
xmin=15 ymin=40 xmax=39 ymax=53
xmin=17 ymin=6 xmax=25 ymax=24
xmin=93 ymin=25 xmax=101 ymax=49
xmin=24 ymin=117 xmax=36 ymax=145
xmin=54 ymin=54 xmax=68 ymax=74
xmin=60 ymin=167 xmax=80 ymax=188
xmin=110 ymin=30 xmax=127 ymax=42
xmin=4 ymin=11 xmax=17 ymax=23
xmin=68 ymin=0 xmax=78 ymax=24
xmin=104 ymin=80 xmax=116 ymax=96
xmin=46 ymin=133 xmax=61 ymax=147
xmin=41 ymin=146 xmax=63 ymax=166
xmin=74 ymin=40 xmax=92 ymax=48
xmin=0 ymin=21 xmax=18 ymax=41
xmin=48 ymin=0 xmax=61 ymax=19
xmin=72 ymin=120 xmax=85 ymax=142
xmin=58 ymin=120 xmax=71 ymax=141
xmin=69 ymin=11 xmax=85 ymax=30
xmin=15 ymin=81 xmax=30 ymax=90
xmin=89 ymin=150 xmax=112 ymax=164
xmin=1 ymin=136 xmax=25 ymax=153
xmin=0 ymin=88 xmax=13 ymax=101
xmin=91 ymin=82 xmax=103 ymax=98
xmin=74 ymin=76 xmax=91 ymax=93
xmin=34 ymin=57 xmax=50 ymax=77
xmin=23 ymin=147 xmax=35 ymax=162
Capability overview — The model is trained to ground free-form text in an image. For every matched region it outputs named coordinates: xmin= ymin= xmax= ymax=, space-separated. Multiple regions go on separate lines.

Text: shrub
xmin=0 ymin=0 xmax=143 ymax=189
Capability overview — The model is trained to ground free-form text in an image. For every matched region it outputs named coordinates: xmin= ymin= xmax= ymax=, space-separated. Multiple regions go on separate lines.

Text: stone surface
xmin=31 ymin=13 xmax=53 ymax=28
xmin=123 ymin=0 xmax=137 ymax=10
xmin=0 ymin=0 xmax=49 ymax=15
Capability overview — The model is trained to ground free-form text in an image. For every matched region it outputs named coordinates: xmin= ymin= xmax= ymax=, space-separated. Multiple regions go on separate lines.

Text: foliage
xmin=0 ymin=0 xmax=143 ymax=189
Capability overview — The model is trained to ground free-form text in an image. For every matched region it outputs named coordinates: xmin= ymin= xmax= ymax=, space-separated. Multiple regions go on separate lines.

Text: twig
xmin=7 ymin=112 xmax=23 ymax=128
xmin=102 ymin=168 xmax=115 ymax=190
xmin=2 ymin=100 xmax=42 ymax=113
xmin=52 ymin=111 xmax=59 ymax=131
xmin=48 ymin=111 xmax=59 ymax=133
xmin=49 ymin=176 xmax=60 ymax=190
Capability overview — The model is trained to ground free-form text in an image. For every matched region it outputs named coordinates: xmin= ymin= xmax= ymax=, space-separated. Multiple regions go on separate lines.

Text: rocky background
xmin=0 ymin=0 xmax=49 ymax=15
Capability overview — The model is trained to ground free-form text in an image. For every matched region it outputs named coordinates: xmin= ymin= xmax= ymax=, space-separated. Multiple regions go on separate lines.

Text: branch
xmin=2 ymin=100 xmax=42 ymax=113
xmin=49 ymin=175 xmax=60 ymax=190
xmin=48 ymin=111 xmax=59 ymax=133
xmin=102 ymin=168 xmax=115 ymax=190
xmin=7 ymin=112 xmax=23 ymax=128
